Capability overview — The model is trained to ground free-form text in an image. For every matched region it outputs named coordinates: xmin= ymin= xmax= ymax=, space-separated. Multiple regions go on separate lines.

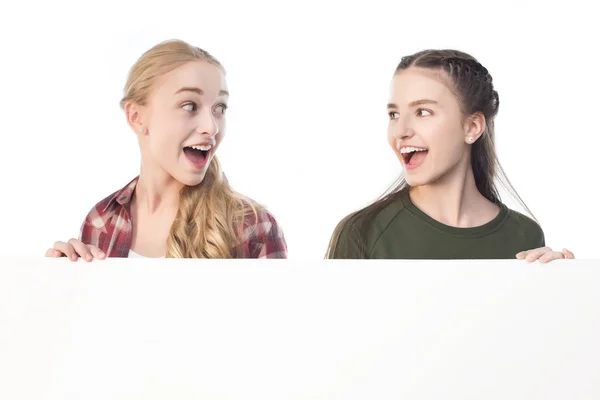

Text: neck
xmin=409 ymin=161 xmax=494 ymax=227
xmin=135 ymin=160 xmax=183 ymax=214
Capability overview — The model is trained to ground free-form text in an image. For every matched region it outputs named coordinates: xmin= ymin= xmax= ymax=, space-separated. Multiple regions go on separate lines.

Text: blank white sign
xmin=1 ymin=258 xmax=599 ymax=399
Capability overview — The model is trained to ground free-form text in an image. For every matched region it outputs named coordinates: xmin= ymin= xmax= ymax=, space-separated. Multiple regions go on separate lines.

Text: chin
xmin=405 ymin=176 xmax=427 ymax=188
xmin=405 ymin=169 xmax=449 ymax=188
xmin=172 ymin=170 xmax=208 ymax=187
xmin=405 ymin=168 xmax=446 ymax=188
xmin=172 ymin=157 xmax=214 ymax=187
xmin=185 ymin=173 xmax=208 ymax=187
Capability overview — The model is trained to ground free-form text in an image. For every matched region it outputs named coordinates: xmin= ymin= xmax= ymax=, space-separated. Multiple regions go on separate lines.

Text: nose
xmin=390 ymin=114 xmax=414 ymax=140
xmin=196 ymin=108 xmax=219 ymax=137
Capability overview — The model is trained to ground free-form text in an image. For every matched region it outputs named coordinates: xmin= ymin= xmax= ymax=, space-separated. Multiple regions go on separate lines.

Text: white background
xmin=0 ymin=0 xmax=597 ymax=259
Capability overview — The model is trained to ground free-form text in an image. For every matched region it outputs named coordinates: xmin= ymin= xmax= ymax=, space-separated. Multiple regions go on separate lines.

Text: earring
xmin=139 ymin=127 xmax=144 ymax=134
xmin=467 ymin=137 xmax=473 ymax=143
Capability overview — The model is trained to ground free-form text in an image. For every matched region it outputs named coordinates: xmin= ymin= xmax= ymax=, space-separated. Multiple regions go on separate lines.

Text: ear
xmin=464 ymin=112 xmax=486 ymax=144
xmin=124 ymin=102 xmax=148 ymax=136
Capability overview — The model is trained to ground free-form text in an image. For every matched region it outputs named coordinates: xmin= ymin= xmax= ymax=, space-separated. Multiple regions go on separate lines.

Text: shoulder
xmin=82 ymin=189 xmax=121 ymax=230
xmin=505 ymin=207 xmax=545 ymax=248
xmin=237 ymin=197 xmax=287 ymax=259
xmin=329 ymin=194 xmax=407 ymax=258
xmin=238 ymin=198 xmax=278 ymax=227
xmin=341 ymin=194 xmax=407 ymax=231
xmin=81 ymin=178 xmax=136 ymax=234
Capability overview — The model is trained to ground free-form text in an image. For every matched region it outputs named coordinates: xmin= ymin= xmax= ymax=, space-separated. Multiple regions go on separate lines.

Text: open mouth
xmin=400 ymin=146 xmax=428 ymax=169
xmin=183 ymin=144 xmax=212 ymax=168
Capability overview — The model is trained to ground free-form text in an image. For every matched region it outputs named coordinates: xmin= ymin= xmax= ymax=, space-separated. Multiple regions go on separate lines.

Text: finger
xmin=525 ymin=247 xmax=552 ymax=263
xmin=87 ymin=245 xmax=106 ymax=260
xmin=68 ymin=239 xmax=93 ymax=262
xmin=516 ymin=247 xmax=548 ymax=261
xmin=562 ymin=248 xmax=575 ymax=259
xmin=515 ymin=251 xmax=528 ymax=260
xmin=539 ymin=251 xmax=565 ymax=264
xmin=45 ymin=248 xmax=62 ymax=257
xmin=54 ymin=241 xmax=78 ymax=261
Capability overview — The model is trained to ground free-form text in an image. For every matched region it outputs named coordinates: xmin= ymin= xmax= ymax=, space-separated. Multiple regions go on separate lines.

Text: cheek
xmin=150 ymin=129 xmax=175 ymax=149
xmin=149 ymin=113 xmax=175 ymax=141
xmin=424 ymin=118 xmax=456 ymax=147
xmin=155 ymin=122 xmax=190 ymax=148
xmin=387 ymin=126 xmax=397 ymax=151
xmin=216 ymin=120 xmax=226 ymax=143
xmin=430 ymin=129 xmax=466 ymax=167
xmin=149 ymin=132 xmax=178 ymax=165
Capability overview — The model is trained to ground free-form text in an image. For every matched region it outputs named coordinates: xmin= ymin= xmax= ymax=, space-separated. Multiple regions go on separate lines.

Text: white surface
xmin=128 ymin=249 xmax=144 ymax=258
xmin=0 ymin=1 xmax=597 ymax=260
xmin=128 ymin=249 xmax=163 ymax=258
xmin=1 ymin=258 xmax=599 ymax=399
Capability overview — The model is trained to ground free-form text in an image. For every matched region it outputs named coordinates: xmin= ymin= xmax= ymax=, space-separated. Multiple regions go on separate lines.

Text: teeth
xmin=400 ymin=147 xmax=427 ymax=154
xmin=190 ymin=144 xmax=212 ymax=151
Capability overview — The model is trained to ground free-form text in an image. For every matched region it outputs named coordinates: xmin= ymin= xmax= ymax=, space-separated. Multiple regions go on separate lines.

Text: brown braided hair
xmin=326 ymin=49 xmax=534 ymax=258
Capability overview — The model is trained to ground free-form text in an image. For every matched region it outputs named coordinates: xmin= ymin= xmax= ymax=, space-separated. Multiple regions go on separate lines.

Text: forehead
xmin=155 ymin=60 xmax=227 ymax=96
xmin=389 ymin=67 xmax=454 ymax=104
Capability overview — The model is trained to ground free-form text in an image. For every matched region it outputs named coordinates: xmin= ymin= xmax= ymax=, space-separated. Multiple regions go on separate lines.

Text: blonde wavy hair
xmin=120 ymin=39 xmax=257 ymax=258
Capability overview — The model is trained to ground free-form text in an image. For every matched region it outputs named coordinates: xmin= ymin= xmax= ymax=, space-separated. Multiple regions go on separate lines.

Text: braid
xmin=325 ymin=48 xmax=537 ymax=258
xmin=394 ymin=49 xmax=505 ymax=204
xmin=439 ymin=56 xmax=497 ymax=116
xmin=397 ymin=51 xmax=499 ymax=118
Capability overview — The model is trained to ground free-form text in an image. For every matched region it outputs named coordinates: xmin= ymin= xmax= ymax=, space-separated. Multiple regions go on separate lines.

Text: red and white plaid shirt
xmin=79 ymin=177 xmax=288 ymax=258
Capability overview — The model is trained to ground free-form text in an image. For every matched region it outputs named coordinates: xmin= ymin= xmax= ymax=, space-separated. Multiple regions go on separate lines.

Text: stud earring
xmin=467 ymin=137 xmax=473 ymax=143
xmin=139 ymin=127 xmax=144 ymax=134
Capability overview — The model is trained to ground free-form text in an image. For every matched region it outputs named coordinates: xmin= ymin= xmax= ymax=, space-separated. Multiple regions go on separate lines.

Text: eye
xmin=182 ymin=102 xmax=197 ymax=112
xmin=388 ymin=111 xmax=399 ymax=120
xmin=417 ymin=108 xmax=432 ymax=117
xmin=214 ymin=103 xmax=228 ymax=115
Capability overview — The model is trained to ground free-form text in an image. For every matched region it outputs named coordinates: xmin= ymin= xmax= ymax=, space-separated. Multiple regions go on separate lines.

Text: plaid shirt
xmin=79 ymin=177 xmax=287 ymax=258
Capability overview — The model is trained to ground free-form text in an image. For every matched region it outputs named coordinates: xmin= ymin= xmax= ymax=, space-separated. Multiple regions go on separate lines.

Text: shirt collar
xmin=101 ymin=176 xmax=139 ymax=213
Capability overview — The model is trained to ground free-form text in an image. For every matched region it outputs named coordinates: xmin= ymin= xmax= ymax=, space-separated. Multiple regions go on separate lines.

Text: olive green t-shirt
xmin=330 ymin=191 xmax=545 ymax=259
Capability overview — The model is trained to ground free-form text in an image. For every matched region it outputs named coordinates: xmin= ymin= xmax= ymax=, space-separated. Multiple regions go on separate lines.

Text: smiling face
xmin=387 ymin=67 xmax=481 ymax=188
xmin=130 ymin=60 xmax=228 ymax=187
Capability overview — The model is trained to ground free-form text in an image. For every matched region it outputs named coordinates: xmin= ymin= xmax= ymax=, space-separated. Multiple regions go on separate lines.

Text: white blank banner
xmin=1 ymin=258 xmax=599 ymax=399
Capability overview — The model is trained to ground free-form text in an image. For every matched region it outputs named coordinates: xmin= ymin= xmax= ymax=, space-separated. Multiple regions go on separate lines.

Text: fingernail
xmin=85 ymin=254 xmax=92 ymax=261
xmin=99 ymin=251 xmax=105 ymax=258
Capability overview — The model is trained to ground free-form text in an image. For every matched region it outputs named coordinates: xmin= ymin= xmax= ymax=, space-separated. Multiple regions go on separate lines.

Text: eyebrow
xmin=175 ymin=87 xmax=229 ymax=97
xmin=387 ymin=99 xmax=438 ymax=109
